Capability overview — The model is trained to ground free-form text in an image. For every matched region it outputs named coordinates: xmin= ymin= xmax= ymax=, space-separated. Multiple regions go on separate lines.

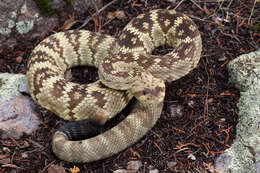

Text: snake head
xmin=130 ymin=71 xmax=165 ymax=104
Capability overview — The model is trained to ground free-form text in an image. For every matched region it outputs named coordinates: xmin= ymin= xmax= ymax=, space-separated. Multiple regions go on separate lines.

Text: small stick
xmin=188 ymin=15 xmax=211 ymax=22
xmin=248 ymin=0 xmax=256 ymax=24
xmin=90 ymin=0 xmax=99 ymax=11
xmin=78 ymin=0 xmax=117 ymax=29
xmin=201 ymin=0 xmax=227 ymax=2
xmin=174 ymin=0 xmax=185 ymax=10
xmin=190 ymin=0 xmax=203 ymax=11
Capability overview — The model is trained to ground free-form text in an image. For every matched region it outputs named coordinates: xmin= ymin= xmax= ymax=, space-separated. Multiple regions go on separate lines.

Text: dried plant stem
xmin=78 ymin=0 xmax=117 ymax=29
xmin=248 ymin=0 xmax=256 ymax=24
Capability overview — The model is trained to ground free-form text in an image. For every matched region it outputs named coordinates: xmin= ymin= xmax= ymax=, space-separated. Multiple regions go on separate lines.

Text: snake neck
xmin=98 ymin=52 xmax=165 ymax=104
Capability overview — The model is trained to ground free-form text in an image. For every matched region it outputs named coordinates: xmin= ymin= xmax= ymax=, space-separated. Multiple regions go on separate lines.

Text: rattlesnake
xmin=26 ymin=9 xmax=202 ymax=163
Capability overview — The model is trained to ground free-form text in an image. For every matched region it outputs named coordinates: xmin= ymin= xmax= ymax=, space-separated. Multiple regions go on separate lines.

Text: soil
xmin=0 ymin=0 xmax=259 ymax=173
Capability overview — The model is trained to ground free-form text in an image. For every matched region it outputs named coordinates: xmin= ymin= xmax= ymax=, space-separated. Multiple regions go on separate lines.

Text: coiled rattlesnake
xmin=26 ymin=9 xmax=202 ymax=163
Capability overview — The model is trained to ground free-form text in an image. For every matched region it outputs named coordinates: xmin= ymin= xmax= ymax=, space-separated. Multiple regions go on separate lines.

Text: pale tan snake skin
xmin=26 ymin=9 xmax=202 ymax=163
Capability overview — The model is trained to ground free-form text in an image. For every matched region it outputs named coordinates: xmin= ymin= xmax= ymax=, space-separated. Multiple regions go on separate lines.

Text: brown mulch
xmin=0 ymin=0 xmax=259 ymax=172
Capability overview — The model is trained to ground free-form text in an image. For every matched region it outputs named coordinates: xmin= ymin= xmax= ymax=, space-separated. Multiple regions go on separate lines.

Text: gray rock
xmin=0 ymin=0 xmax=58 ymax=48
xmin=0 ymin=95 xmax=39 ymax=139
xmin=47 ymin=164 xmax=66 ymax=173
xmin=0 ymin=73 xmax=26 ymax=104
xmin=113 ymin=169 xmax=127 ymax=173
xmin=187 ymin=153 xmax=196 ymax=160
xmin=214 ymin=153 xmax=232 ymax=173
xmin=149 ymin=169 xmax=159 ymax=173
xmin=214 ymin=50 xmax=260 ymax=173
xmin=167 ymin=161 xmax=177 ymax=168
xmin=256 ymin=162 xmax=260 ymax=173
xmin=0 ymin=0 xmax=93 ymax=49
xmin=0 ymin=73 xmax=39 ymax=139
xmin=127 ymin=160 xmax=142 ymax=172
xmin=70 ymin=0 xmax=94 ymax=14
xmin=169 ymin=103 xmax=184 ymax=118
xmin=18 ymin=81 xmax=30 ymax=94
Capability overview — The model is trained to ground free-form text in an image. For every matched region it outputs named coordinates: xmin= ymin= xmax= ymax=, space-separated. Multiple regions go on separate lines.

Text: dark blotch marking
xmin=51 ymin=78 xmax=67 ymax=99
xmin=91 ymin=91 xmax=106 ymax=108
xmin=130 ymin=12 xmax=153 ymax=34
xmin=28 ymin=50 xmax=59 ymax=70
xmin=63 ymin=30 xmax=82 ymax=65
xmin=118 ymin=30 xmax=144 ymax=49
xmin=156 ymin=10 xmax=182 ymax=33
xmin=67 ymin=84 xmax=87 ymax=112
xmin=143 ymin=86 xmax=163 ymax=97
xmin=32 ymin=67 xmax=58 ymax=98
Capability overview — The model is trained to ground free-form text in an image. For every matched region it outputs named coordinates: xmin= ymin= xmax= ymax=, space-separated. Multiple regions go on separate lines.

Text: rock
xmin=256 ymin=162 xmax=260 ymax=173
xmin=169 ymin=103 xmax=184 ymax=118
xmin=149 ymin=169 xmax=159 ymax=173
xmin=70 ymin=0 xmax=93 ymax=14
xmin=0 ymin=95 xmax=39 ymax=139
xmin=18 ymin=81 xmax=30 ymax=94
xmin=113 ymin=169 xmax=127 ymax=173
xmin=0 ymin=0 xmax=58 ymax=49
xmin=127 ymin=160 xmax=142 ymax=172
xmin=214 ymin=153 xmax=232 ymax=173
xmin=49 ymin=0 xmax=94 ymax=14
xmin=214 ymin=50 xmax=260 ymax=173
xmin=47 ymin=164 xmax=66 ymax=173
xmin=187 ymin=153 xmax=196 ymax=160
xmin=0 ymin=0 xmax=94 ymax=49
xmin=167 ymin=161 xmax=177 ymax=168
xmin=0 ymin=73 xmax=39 ymax=139
xmin=0 ymin=73 xmax=26 ymax=104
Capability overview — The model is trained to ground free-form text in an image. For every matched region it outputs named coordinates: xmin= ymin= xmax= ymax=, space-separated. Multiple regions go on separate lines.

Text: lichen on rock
xmin=0 ymin=73 xmax=27 ymax=104
xmin=215 ymin=50 xmax=260 ymax=173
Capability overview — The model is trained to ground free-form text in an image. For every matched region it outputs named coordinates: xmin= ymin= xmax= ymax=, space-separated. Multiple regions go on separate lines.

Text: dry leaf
xmin=208 ymin=98 xmax=213 ymax=103
xmin=60 ymin=14 xmax=77 ymax=31
xmin=70 ymin=166 xmax=80 ymax=173
xmin=107 ymin=10 xmax=126 ymax=20
xmin=220 ymin=91 xmax=234 ymax=96
xmin=187 ymin=93 xmax=197 ymax=98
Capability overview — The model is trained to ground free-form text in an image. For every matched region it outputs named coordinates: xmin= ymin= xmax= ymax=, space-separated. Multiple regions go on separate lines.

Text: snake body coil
xmin=26 ymin=9 xmax=202 ymax=162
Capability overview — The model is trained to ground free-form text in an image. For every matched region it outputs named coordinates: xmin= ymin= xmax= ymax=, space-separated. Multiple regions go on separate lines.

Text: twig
xmin=188 ymin=15 xmax=212 ymax=22
xmin=227 ymin=0 xmax=233 ymax=8
xmin=38 ymin=160 xmax=56 ymax=173
xmin=248 ymin=0 xmax=256 ymax=24
xmin=218 ymin=0 xmax=225 ymax=10
xmin=190 ymin=0 xmax=203 ymax=11
xmin=78 ymin=0 xmax=117 ymax=29
xmin=102 ymin=18 xmax=114 ymax=27
xmin=202 ymin=58 xmax=210 ymax=117
xmin=220 ymin=30 xmax=241 ymax=43
xmin=89 ymin=0 xmax=99 ymax=11
xmin=201 ymin=0 xmax=227 ymax=2
xmin=174 ymin=0 xmax=185 ymax=10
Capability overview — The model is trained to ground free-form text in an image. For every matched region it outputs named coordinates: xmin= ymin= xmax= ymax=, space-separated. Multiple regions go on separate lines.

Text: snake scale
xmin=26 ymin=9 xmax=202 ymax=162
